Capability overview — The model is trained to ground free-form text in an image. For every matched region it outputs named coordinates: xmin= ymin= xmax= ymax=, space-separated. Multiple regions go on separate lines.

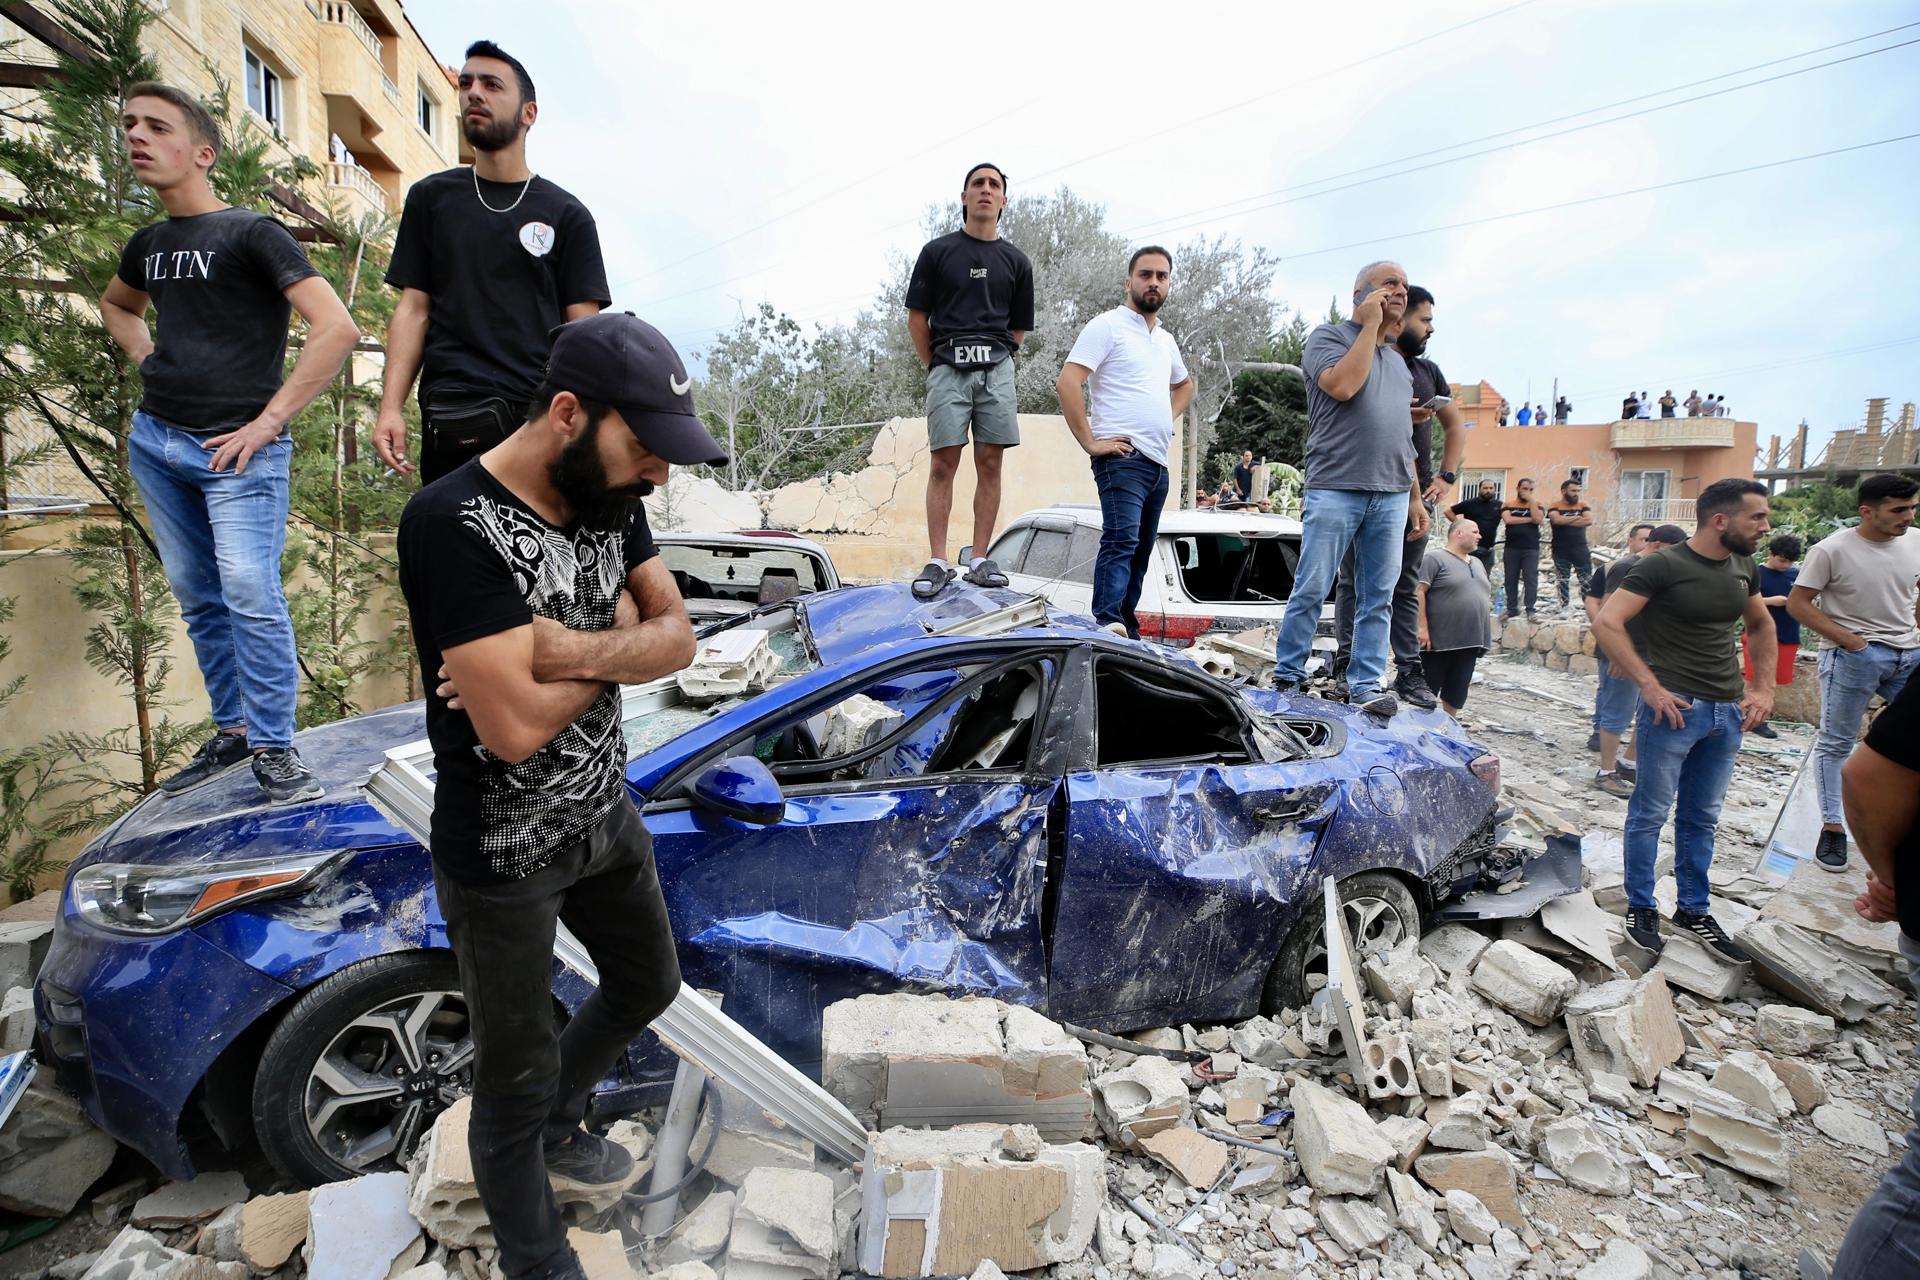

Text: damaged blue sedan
xmin=35 ymin=583 xmax=1542 ymax=1187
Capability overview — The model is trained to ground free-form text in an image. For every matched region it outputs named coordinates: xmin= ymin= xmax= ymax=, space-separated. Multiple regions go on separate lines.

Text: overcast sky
xmin=405 ymin=0 xmax=1920 ymax=456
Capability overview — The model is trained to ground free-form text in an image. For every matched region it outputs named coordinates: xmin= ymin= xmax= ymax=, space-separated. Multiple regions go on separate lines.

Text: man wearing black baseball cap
xmin=397 ymin=312 xmax=724 ymax=1280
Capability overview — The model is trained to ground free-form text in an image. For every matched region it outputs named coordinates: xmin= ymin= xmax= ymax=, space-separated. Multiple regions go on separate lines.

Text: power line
xmin=1125 ymin=32 xmax=1920 ymax=239
xmin=1265 ymin=131 xmax=1920 ymax=263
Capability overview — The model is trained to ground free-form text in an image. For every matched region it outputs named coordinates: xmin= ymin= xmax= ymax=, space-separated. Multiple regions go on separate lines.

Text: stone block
xmin=1374 ymin=1115 xmax=1430 ymax=1173
xmin=1545 ymin=650 xmax=1570 ymax=672
xmin=79 ymin=1227 xmax=189 ymax=1280
xmin=1415 ymin=1052 xmax=1452 ymax=1097
xmin=133 ymin=1174 xmax=249 ymax=1229
xmin=1414 ymin=1147 xmax=1522 ymax=1226
xmin=1539 ymin=1118 xmax=1629 ymax=1195
xmin=856 ymin=1124 xmax=1101 ymax=1278
xmin=1290 ymin=1079 xmax=1394 ymax=1197
xmin=1470 ymin=940 xmax=1578 ymax=1026
xmin=1710 ymin=1051 xmax=1794 ymax=1120
xmin=0 ymin=920 xmax=53 ymax=992
xmin=676 ymin=629 xmax=783 ymax=701
xmin=408 ymin=1098 xmax=638 ymax=1249
xmin=1386 ymin=1168 xmax=1442 ymax=1254
xmin=817 ymin=694 xmax=903 ymax=758
xmin=0 ymin=1078 xmax=118 ymax=1217
xmin=1090 ymin=1055 xmax=1189 ymax=1148
xmin=304 ymin=1172 xmax=419 ymax=1280
xmin=1529 ymin=625 xmax=1556 ymax=653
xmin=1218 ymin=1073 xmax=1268 ymax=1125
xmin=1568 ymin=653 xmax=1598 ymax=675
xmin=1425 ymin=1091 xmax=1488 ymax=1152
xmin=1578 ymin=1239 xmax=1653 ymax=1280
xmin=1564 ymin=973 xmax=1685 ymax=1087
xmin=1318 ymin=1198 xmax=1392 ymax=1253
xmin=1763 ymin=1054 xmax=1828 ymax=1113
xmin=237 ymin=1191 xmax=309 ymax=1272
xmin=1652 ymin=932 xmax=1747 ymax=1001
xmin=661 ymin=1192 xmax=736 ymax=1267
xmin=560 ymin=1231 xmax=631 ymax=1280
xmin=1740 ymin=922 xmax=1899 ymax=1022
xmin=690 ymin=1080 xmax=813 ymax=1187
xmin=1360 ymin=1035 xmax=1418 ymax=1101
xmin=1812 ymin=1102 xmax=1890 ymax=1156
xmin=1657 ymin=1071 xmax=1789 ymax=1185
xmin=727 ymin=1167 xmax=835 ymax=1280
xmin=1755 ymin=1004 xmax=1838 ymax=1054
xmin=822 ymin=994 xmax=1092 ymax=1142
xmin=1137 ymin=1126 xmax=1228 ymax=1189
xmin=1553 ymin=624 xmax=1584 ymax=655
xmin=1500 ymin=618 xmax=1532 ymax=651
xmin=1418 ymin=925 xmax=1491 ymax=976
xmin=1443 ymin=1189 xmax=1499 ymax=1245
xmin=0 ymin=987 xmax=35 ymax=1053
xmin=1362 ymin=942 xmax=1428 ymax=1011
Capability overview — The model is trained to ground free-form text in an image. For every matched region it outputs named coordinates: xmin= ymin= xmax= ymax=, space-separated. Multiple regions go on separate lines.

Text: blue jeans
xmin=1273 ymin=488 xmax=1405 ymax=696
xmin=1090 ymin=454 xmax=1169 ymax=635
xmin=128 ymin=410 xmax=299 ymax=749
xmin=1623 ymin=698 xmax=1744 ymax=913
xmin=1816 ymin=642 xmax=1918 ymax=825
xmin=1832 ymin=931 xmax=1920 ymax=1279
xmin=1593 ymin=654 xmax=1641 ymax=734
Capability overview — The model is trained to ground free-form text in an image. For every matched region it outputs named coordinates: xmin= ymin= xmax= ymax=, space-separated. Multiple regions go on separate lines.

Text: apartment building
xmin=1445 ymin=379 xmax=1758 ymax=531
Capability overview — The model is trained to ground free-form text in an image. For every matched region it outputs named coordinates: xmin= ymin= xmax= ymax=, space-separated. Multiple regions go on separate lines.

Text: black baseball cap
xmin=545 ymin=312 xmax=727 ymax=466
xmin=1649 ymin=524 xmax=1688 ymax=545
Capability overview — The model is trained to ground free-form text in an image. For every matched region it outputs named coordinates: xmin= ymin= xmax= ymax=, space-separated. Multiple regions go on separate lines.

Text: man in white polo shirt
xmin=1055 ymin=246 xmax=1195 ymax=637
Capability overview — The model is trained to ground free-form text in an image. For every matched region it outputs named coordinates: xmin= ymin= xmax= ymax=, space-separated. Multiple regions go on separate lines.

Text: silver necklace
xmin=472 ymin=166 xmax=535 ymax=213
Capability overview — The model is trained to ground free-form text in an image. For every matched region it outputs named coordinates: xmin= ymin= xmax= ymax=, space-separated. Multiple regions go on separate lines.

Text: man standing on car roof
xmin=905 ymin=163 xmax=1036 ymax=599
xmin=398 ymin=314 xmax=726 ymax=1280
xmin=374 ymin=40 xmax=611 ymax=484
xmin=1056 ymin=246 xmax=1194 ymax=639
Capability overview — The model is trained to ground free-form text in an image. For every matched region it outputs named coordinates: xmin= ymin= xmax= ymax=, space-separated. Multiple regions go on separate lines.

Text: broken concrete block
xmin=0 ymin=1077 xmax=118 ymax=1217
xmin=0 ymin=920 xmax=53 ymax=992
xmin=856 ymin=1124 xmax=1101 ymax=1278
xmin=237 ymin=1191 xmax=309 ymax=1272
xmin=1657 ymin=1073 xmax=1790 ymax=1186
xmin=1585 ymin=1072 xmax=1637 ymax=1110
xmin=1414 ymin=1147 xmax=1523 ymax=1226
xmin=1652 ymin=931 xmax=1747 ymax=1000
xmin=727 ymin=1167 xmax=835 ymax=1280
xmin=661 ymin=1191 xmax=737 ymax=1267
xmin=1538 ymin=890 xmax=1625 ymax=975
xmin=1756 ymin=1004 xmax=1838 ymax=1054
xmin=1578 ymin=1238 xmax=1653 ymax=1280
xmin=1420 ymin=924 xmax=1492 ymax=976
xmin=1414 ymin=1053 xmax=1452 ymax=1098
xmin=1710 ymin=1051 xmax=1794 ymax=1120
xmin=304 ymin=1172 xmax=418 ymax=1280
xmin=1218 ymin=1073 xmax=1268 ymax=1125
xmin=1471 ymin=940 xmax=1578 ymax=1026
xmin=1539 ymin=1118 xmax=1629 ymax=1195
xmin=1813 ymin=1102 xmax=1890 ymax=1156
xmin=1090 ymin=1054 xmax=1189 ymax=1148
xmin=822 ymin=994 xmax=1093 ymax=1142
xmin=132 ymin=1173 xmax=249 ymax=1230
xmin=1318 ymin=1197 xmax=1392 ymax=1252
xmin=1386 ymin=1168 xmax=1443 ymax=1254
xmin=1374 ymin=1115 xmax=1430 ymax=1173
xmin=1564 ymin=973 xmax=1685 ymax=1087
xmin=1425 ymin=1091 xmax=1489 ymax=1152
xmin=1764 ymin=1054 xmax=1828 ymax=1113
xmin=0 ymin=987 xmax=34 ymax=1053
xmin=650 ymin=1266 xmax=716 ymax=1280
xmin=676 ymin=628 xmax=784 ymax=701
xmin=1360 ymin=1035 xmax=1419 ymax=1101
xmin=817 ymin=693 xmax=903 ymax=758
xmin=1137 ymin=1126 xmax=1228 ymax=1189
xmin=1443 ymin=1189 xmax=1499 ymax=1245
xmin=1363 ymin=942 xmax=1429 ymax=1011
xmin=408 ymin=1098 xmax=635 ymax=1248
xmin=690 ymin=1080 xmax=814 ymax=1186
xmin=1739 ymin=920 xmax=1901 ymax=1021
xmin=79 ymin=1227 xmax=190 ymax=1280
xmin=1289 ymin=1078 xmax=1395 ymax=1196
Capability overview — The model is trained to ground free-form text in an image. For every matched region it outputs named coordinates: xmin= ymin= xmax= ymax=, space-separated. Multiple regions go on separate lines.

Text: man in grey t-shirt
xmin=1270 ymin=260 xmax=1426 ymax=717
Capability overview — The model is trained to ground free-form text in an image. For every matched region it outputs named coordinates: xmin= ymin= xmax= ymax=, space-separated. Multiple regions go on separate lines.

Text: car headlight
xmin=71 ymin=851 xmax=339 ymax=935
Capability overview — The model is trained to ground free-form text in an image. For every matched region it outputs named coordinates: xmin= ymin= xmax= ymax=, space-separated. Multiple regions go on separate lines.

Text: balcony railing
xmin=326 ymin=160 xmax=389 ymax=212
xmin=383 ymin=73 xmax=400 ymax=102
xmin=1607 ymin=498 xmax=1696 ymax=528
xmin=1610 ymin=418 xmax=1735 ymax=450
xmin=319 ymin=2 xmax=381 ymax=64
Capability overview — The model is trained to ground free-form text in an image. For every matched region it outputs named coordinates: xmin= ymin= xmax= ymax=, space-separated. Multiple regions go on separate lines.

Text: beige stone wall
xmin=762 ymin=415 xmax=1186 ymax=581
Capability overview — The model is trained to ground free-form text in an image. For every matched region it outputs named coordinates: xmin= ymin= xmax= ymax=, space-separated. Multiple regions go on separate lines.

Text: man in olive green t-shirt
xmin=1592 ymin=478 xmax=1776 ymax=961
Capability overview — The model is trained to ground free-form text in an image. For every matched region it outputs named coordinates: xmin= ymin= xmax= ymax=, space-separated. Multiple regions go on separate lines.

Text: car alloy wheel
xmin=305 ymin=988 xmax=473 ymax=1173
xmin=1261 ymin=870 xmax=1422 ymax=1014
xmin=1300 ymin=892 xmax=1413 ymax=986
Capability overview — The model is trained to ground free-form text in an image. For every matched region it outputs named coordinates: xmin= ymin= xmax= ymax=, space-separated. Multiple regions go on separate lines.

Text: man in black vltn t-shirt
xmin=375 ymin=40 xmax=610 ymax=484
xmin=100 ymin=83 xmax=358 ymax=806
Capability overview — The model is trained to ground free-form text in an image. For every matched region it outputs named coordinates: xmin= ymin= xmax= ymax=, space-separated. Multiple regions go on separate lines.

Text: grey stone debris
xmin=1756 ymin=1004 xmax=1838 ymax=1055
xmin=1710 ymin=1051 xmax=1795 ymax=1120
xmin=1577 ymin=1238 xmax=1653 ymax=1280
xmin=662 ymin=1191 xmax=738 ymax=1267
xmin=1812 ymin=1101 xmax=1891 ymax=1156
xmin=79 ymin=1227 xmax=191 ymax=1280
xmin=1470 ymin=940 xmax=1578 ymax=1026
xmin=1419 ymin=924 xmax=1492 ymax=976
xmin=1426 ymin=1091 xmax=1489 ymax=1152
xmin=0 ymin=1078 xmax=119 ymax=1217
xmin=1289 ymin=1079 xmax=1395 ymax=1196
xmin=1564 ymin=973 xmax=1686 ymax=1087
xmin=727 ymin=1167 xmax=836 ymax=1279
xmin=304 ymin=1171 xmax=421 ymax=1280
xmin=1091 ymin=1054 xmax=1191 ymax=1149
xmin=689 ymin=1080 xmax=813 ymax=1186
xmin=1442 ymin=1189 xmax=1499 ymax=1245
xmin=1317 ymin=1197 xmax=1392 ymax=1252
xmin=132 ymin=1173 xmax=250 ymax=1230
xmin=1539 ymin=1118 xmax=1630 ymax=1195
xmin=1738 ymin=920 xmax=1901 ymax=1021
xmin=0 ymin=986 xmax=35 ymax=1053
xmin=0 ymin=919 xmax=53 ymax=992
xmin=1652 ymin=931 xmax=1748 ymax=1001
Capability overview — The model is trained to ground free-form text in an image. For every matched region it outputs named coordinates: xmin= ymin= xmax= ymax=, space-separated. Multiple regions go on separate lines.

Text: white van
xmin=984 ymin=505 xmax=1333 ymax=650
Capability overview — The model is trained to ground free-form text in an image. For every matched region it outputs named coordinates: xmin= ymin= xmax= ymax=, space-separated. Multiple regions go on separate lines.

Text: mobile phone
xmin=1421 ymin=395 xmax=1452 ymax=410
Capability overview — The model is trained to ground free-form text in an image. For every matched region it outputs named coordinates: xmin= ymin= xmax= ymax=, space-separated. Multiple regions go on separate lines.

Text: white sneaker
xmin=1101 ymin=622 xmax=1128 ymax=637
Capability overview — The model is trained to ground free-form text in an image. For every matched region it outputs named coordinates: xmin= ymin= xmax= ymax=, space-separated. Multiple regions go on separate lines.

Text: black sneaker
xmin=1672 ymin=911 xmax=1751 ymax=964
xmin=545 ymin=1129 xmax=635 ymax=1190
xmin=1350 ymin=689 xmax=1399 ymax=718
xmin=1586 ymin=731 xmax=1601 ymax=753
xmin=1618 ymin=757 xmax=1637 ymax=779
xmin=1272 ymin=678 xmax=1302 ymax=694
xmin=962 ymin=558 xmax=1009 ymax=588
xmin=251 ymin=748 xmax=324 ymax=805
xmin=1326 ymin=675 xmax=1350 ymax=702
xmin=911 ymin=560 xmax=955 ymax=599
xmin=1750 ymin=721 xmax=1778 ymax=739
xmin=1624 ymin=907 xmax=1665 ymax=953
xmin=1394 ymin=672 xmax=1438 ymax=710
xmin=1815 ymin=828 xmax=1850 ymax=874
xmin=160 ymin=732 xmax=251 ymax=794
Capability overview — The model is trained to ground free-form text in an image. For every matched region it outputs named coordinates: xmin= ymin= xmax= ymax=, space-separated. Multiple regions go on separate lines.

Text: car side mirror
xmin=689 ymin=755 xmax=786 ymax=825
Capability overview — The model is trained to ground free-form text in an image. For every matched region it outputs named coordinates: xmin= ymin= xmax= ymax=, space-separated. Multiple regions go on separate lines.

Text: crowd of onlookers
xmin=1490 ymin=389 xmax=1734 ymax=424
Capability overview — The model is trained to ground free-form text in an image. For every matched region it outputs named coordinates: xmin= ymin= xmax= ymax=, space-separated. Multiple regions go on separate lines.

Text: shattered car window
xmin=661 ymin=544 xmax=825 ymax=606
xmin=622 ymin=608 xmax=816 ymax=759
xmin=1094 ymin=659 xmax=1249 ymax=767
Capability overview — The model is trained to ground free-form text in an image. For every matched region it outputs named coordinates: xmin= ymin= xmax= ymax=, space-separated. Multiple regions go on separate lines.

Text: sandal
xmin=911 ymin=561 xmax=955 ymax=599
xmin=963 ymin=558 xmax=1009 ymax=588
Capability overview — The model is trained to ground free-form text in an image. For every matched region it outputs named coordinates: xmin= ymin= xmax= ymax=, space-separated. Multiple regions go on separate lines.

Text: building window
xmin=244 ymin=44 xmax=283 ymax=135
xmin=1457 ymin=385 xmax=1483 ymax=407
xmin=1460 ymin=469 xmax=1507 ymax=498
xmin=417 ymin=84 xmax=438 ymax=138
xmin=1568 ymin=467 xmax=1589 ymax=490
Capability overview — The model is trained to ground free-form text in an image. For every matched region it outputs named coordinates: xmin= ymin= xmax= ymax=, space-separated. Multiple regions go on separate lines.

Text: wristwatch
xmin=1438 ymin=471 xmax=1456 ymax=484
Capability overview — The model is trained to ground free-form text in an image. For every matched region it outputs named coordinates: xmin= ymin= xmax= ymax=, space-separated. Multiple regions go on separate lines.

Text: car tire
xmin=1261 ymin=871 xmax=1421 ymax=1014
xmin=253 ymin=951 xmax=475 ymax=1186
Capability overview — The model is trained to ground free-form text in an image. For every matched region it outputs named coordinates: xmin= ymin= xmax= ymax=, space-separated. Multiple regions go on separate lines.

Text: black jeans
xmin=1334 ymin=522 xmax=1427 ymax=677
xmin=1423 ymin=646 xmax=1484 ymax=711
xmin=1471 ymin=547 xmax=1496 ymax=578
xmin=1503 ymin=545 xmax=1539 ymax=616
xmin=432 ymin=799 xmax=682 ymax=1278
xmin=1553 ymin=548 xmax=1593 ymax=608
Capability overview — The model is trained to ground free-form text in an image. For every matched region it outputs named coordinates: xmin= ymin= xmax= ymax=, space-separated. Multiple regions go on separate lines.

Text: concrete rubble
xmin=675 ymin=628 xmax=783 ymax=701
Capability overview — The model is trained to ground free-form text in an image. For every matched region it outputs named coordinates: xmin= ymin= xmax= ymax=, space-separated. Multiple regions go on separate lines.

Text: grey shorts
xmin=927 ymin=359 xmax=1019 ymax=451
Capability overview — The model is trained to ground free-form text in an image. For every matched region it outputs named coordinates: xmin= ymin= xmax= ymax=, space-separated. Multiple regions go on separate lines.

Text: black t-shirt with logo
xmin=386 ymin=168 xmax=611 ymax=407
xmin=1549 ymin=503 xmax=1592 ymax=557
xmin=397 ymin=461 xmax=656 ymax=885
xmin=1450 ymin=496 xmax=1503 ymax=548
xmin=1503 ymin=502 xmax=1542 ymax=551
xmin=904 ymin=230 xmax=1036 ymax=368
xmin=116 ymin=208 xmax=320 ymax=432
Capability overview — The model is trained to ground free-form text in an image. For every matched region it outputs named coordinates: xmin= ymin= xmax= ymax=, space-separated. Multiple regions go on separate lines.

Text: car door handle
xmin=1250 ymin=801 xmax=1311 ymax=823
